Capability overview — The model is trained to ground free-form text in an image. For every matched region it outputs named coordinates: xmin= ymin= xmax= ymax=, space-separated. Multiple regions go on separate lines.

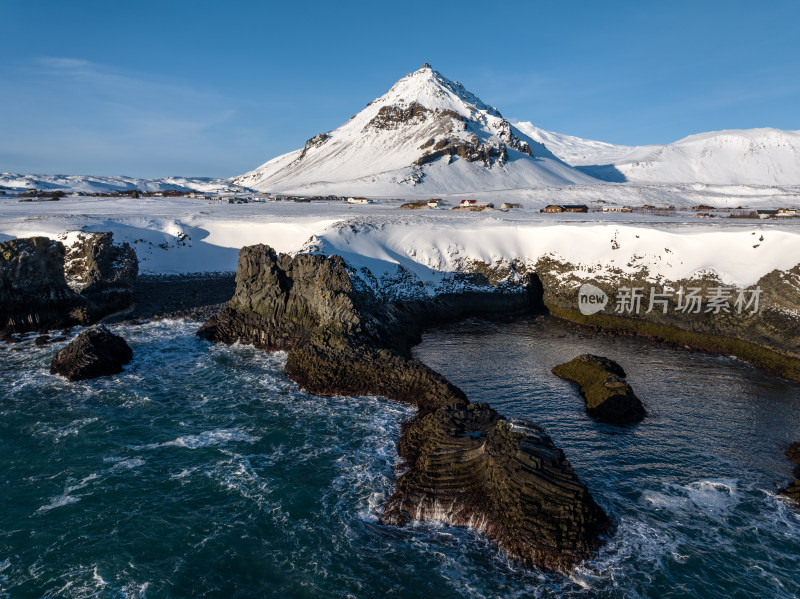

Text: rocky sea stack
xmin=50 ymin=325 xmax=133 ymax=381
xmin=552 ymin=354 xmax=646 ymax=425
xmin=198 ymin=244 xmax=610 ymax=571
xmin=0 ymin=233 xmax=137 ymax=335
xmin=780 ymin=442 xmax=800 ymax=506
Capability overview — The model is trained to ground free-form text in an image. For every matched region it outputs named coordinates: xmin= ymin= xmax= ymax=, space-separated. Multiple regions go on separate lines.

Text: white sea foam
xmin=36 ymin=494 xmax=81 ymax=513
xmin=133 ymin=428 xmax=260 ymax=451
xmin=104 ymin=456 xmax=146 ymax=471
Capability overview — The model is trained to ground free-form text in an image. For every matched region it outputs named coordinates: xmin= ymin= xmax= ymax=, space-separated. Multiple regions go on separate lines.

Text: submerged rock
xmin=552 ymin=354 xmax=646 ymax=425
xmin=199 ymin=244 xmax=608 ymax=571
xmin=779 ymin=442 xmax=800 ymax=506
xmin=0 ymin=234 xmax=138 ymax=335
xmin=50 ymin=325 xmax=133 ymax=381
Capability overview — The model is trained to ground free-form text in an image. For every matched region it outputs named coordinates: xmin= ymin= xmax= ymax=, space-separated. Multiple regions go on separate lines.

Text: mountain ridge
xmin=514 ymin=122 xmax=800 ymax=185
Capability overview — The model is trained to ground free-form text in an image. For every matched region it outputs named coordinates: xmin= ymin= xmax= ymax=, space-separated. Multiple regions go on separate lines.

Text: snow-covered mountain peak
xmin=233 ymin=65 xmax=594 ymax=195
xmin=376 ymin=63 xmax=502 ymax=119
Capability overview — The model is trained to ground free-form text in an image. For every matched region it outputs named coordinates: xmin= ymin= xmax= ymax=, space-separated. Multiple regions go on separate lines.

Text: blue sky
xmin=2 ymin=0 xmax=799 ymax=178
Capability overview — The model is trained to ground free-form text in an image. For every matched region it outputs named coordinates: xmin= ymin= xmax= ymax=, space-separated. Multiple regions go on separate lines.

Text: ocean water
xmin=0 ymin=317 xmax=798 ymax=598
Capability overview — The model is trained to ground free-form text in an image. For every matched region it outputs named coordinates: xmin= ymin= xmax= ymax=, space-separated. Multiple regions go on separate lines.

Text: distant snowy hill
xmin=0 ymin=173 xmax=250 ymax=195
xmin=512 ymin=121 xmax=641 ymax=168
xmin=513 ymin=122 xmax=800 ymax=185
xmin=233 ymin=64 xmax=597 ymax=195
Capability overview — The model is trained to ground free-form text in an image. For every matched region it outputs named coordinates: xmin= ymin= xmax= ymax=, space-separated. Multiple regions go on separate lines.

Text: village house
xmin=459 ymin=199 xmax=477 ymax=207
xmin=564 ymin=204 xmax=588 ymax=213
xmin=777 ymin=208 xmax=797 ymax=217
xmin=542 ymin=204 xmax=588 ymax=213
xmin=347 ymin=197 xmax=371 ymax=204
xmin=757 ymin=209 xmax=778 ymax=218
xmin=427 ymin=199 xmax=443 ymax=209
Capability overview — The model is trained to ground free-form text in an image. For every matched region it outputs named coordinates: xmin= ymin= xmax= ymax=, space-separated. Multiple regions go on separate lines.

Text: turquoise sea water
xmin=1 ymin=317 xmax=799 ymax=598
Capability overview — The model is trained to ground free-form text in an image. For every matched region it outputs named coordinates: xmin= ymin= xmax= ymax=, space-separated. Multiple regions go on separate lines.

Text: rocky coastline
xmin=198 ymin=245 xmax=610 ymax=571
xmin=460 ymin=256 xmax=800 ymax=383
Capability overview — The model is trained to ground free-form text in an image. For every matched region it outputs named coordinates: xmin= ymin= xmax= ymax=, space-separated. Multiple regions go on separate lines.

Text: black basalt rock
xmin=779 ymin=442 xmax=800 ymax=506
xmin=50 ymin=325 xmax=133 ymax=381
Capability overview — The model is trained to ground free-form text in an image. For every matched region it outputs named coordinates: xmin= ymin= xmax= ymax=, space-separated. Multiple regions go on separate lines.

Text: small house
xmin=777 ymin=208 xmax=797 ymax=217
xmin=460 ymin=199 xmax=477 ymax=207
xmin=563 ymin=204 xmax=588 ymax=213
xmin=347 ymin=197 xmax=371 ymax=204
xmin=757 ymin=209 xmax=778 ymax=219
xmin=542 ymin=204 xmax=563 ymax=213
xmin=427 ymin=199 xmax=443 ymax=209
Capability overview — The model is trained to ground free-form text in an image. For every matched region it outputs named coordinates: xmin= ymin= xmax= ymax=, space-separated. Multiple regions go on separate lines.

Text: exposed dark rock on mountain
xmin=552 ymin=355 xmax=646 ymax=425
xmin=780 ymin=442 xmax=800 ymax=506
xmin=0 ymin=234 xmax=138 ymax=335
xmin=198 ymin=244 xmax=609 ymax=572
xmin=50 ymin=325 xmax=133 ymax=381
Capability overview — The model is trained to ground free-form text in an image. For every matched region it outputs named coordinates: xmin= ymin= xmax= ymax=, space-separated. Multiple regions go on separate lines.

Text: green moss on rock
xmin=547 ymin=304 xmax=800 ymax=383
xmin=552 ymin=354 xmax=645 ymax=425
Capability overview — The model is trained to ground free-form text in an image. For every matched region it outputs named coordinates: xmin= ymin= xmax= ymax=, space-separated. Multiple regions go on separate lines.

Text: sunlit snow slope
xmin=514 ymin=122 xmax=800 ymax=185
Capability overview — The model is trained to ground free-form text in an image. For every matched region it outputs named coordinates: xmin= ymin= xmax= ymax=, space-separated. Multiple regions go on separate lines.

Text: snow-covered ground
xmin=2 ymin=195 xmax=798 ymax=289
xmin=0 ymin=173 xmax=250 ymax=195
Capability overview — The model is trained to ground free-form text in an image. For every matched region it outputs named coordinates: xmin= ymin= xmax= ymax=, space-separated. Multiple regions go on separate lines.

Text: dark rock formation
xmin=198 ymin=245 xmax=609 ymax=571
xmin=1 ymin=237 xmax=85 ymax=333
xmin=552 ymin=355 xmax=646 ymax=425
xmin=0 ymin=234 xmax=137 ymax=335
xmin=50 ymin=325 xmax=133 ymax=381
xmin=64 ymin=232 xmax=138 ymax=322
xmin=381 ymin=404 xmax=609 ymax=571
xmin=779 ymin=442 xmax=800 ymax=506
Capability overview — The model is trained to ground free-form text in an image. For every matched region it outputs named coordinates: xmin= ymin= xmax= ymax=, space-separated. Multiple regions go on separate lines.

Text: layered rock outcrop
xmin=552 ymin=355 xmax=646 ymax=425
xmin=198 ymin=245 xmax=610 ymax=571
xmin=50 ymin=325 xmax=133 ymax=381
xmin=0 ymin=233 xmax=137 ymax=335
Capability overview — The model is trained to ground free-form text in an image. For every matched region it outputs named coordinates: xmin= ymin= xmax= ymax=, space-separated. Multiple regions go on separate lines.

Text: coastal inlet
xmin=1 ymin=315 xmax=799 ymax=597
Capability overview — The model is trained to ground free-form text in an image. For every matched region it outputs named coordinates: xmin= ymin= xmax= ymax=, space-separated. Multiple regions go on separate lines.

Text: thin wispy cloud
xmin=0 ymin=57 xmax=261 ymax=176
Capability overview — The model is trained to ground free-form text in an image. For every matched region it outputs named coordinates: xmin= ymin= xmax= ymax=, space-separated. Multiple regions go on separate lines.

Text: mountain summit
xmin=233 ymin=64 xmax=596 ymax=195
